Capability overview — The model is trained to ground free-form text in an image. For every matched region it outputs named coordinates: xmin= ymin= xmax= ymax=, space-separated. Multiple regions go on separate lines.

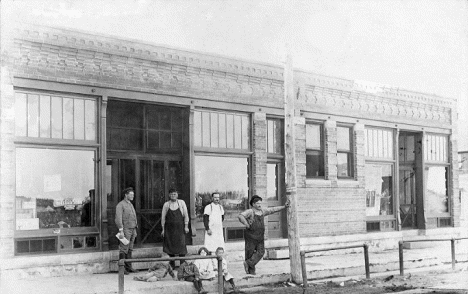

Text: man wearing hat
xmin=238 ymin=195 xmax=289 ymax=275
xmin=115 ymin=187 xmax=139 ymax=274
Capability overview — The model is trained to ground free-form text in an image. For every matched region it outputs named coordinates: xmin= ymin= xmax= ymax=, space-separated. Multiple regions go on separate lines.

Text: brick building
xmin=0 ymin=23 xmax=462 ymax=277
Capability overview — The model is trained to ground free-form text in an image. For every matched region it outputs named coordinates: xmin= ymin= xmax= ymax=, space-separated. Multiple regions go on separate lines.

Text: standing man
xmin=115 ymin=187 xmax=139 ymax=274
xmin=203 ymin=192 xmax=225 ymax=253
xmin=238 ymin=195 xmax=289 ymax=275
xmin=161 ymin=188 xmax=189 ymax=269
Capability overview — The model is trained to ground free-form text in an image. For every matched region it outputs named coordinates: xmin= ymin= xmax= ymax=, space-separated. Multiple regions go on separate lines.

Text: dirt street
xmin=240 ymin=268 xmax=468 ymax=294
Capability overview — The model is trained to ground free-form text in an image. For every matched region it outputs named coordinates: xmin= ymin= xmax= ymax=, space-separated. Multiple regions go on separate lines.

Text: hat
xmin=249 ymin=195 xmax=263 ymax=206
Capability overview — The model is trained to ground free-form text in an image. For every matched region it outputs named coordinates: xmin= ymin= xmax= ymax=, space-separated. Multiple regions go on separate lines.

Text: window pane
xmin=84 ymin=100 xmax=96 ymax=141
xmin=194 ymin=111 xmax=202 ymax=146
xmin=365 ymin=164 xmax=394 ymax=216
xmin=27 ymin=94 xmax=39 ymax=137
xmin=266 ymin=163 xmax=278 ymax=200
xmin=160 ymin=132 xmax=171 ymax=148
xmin=107 ymin=101 xmax=143 ymax=128
xmin=241 ymin=115 xmax=249 ymax=149
xmin=337 ymin=127 xmax=350 ymax=151
xmin=226 ymin=115 xmax=234 ymax=148
xmin=210 ymin=112 xmax=219 ymax=148
xmin=425 ymin=166 xmax=448 ymax=214
xmin=16 ymin=148 xmax=95 ymax=230
xmin=195 ymin=156 xmax=248 ymax=223
xmin=234 ymin=115 xmax=242 ymax=149
xmin=108 ymin=128 xmax=143 ymax=150
xmin=63 ymin=98 xmax=74 ymax=139
xmin=306 ymin=153 xmax=324 ymax=177
xmin=74 ymin=99 xmax=85 ymax=140
xmin=147 ymin=131 xmax=160 ymax=149
xmin=15 ymin=92 xmax=27 ymax=136
xmin=267 ymin=120 xmax=274 ymax=153
xmin=160 ymin=112 xmax=171 ymax=131
xmin=337 ymin=153 xmax=349 ymax=177
xmin=39 ymin=95 xmax=51 ymax=138
xmin=51 ymin=96 xmax=63 ymax=139
xmin=306 ymin=124 xmax=321 ymax=150
xmin=202 ymin=111 xmax=210 ymax=147
xmin=218 ymin=113 xmax=226 ymax=148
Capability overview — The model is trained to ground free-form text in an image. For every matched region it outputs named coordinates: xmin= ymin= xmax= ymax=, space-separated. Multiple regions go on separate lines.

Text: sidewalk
xmin=2 ymin=243 xmax=467 ymax=294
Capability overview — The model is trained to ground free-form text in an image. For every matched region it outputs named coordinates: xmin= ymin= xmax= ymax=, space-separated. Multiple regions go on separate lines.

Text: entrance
xmin=105 ymin=100 xmax=186 ymax=248
xmin=266 ymin=161 xmax=286 ymax=238
xmin=398 ymin=132 xmax=421 ymax=229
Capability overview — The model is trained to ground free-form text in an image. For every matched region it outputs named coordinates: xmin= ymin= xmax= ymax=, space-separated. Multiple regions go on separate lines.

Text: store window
xmin=16 ymin=148 xmax=96 ymax=230
xmin=365 ymin=164 xmax=393 ymax=216
xmin=194 ymin=156 xmax=249 ymax=221
xmin=424 ymin=134 xmax=449 ymax=216
xmin=337 ymin=125 xmax=353 ymax=178
xmin=364 ymin=127 xmax=395 ymax=231
xmin=14 ymin=90 xmax=99 ymax=254
xmin=306 ymin=123 xmax=324 ymax=178
xmin=425 ymin=166 xmax=449 ymax=214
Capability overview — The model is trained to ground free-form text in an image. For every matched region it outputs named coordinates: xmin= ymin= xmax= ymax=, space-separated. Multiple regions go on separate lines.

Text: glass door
xmin=266 ymin=162 xmax=286 ymax=238
xmin=399 ymin=166 xmax=417 ymax=229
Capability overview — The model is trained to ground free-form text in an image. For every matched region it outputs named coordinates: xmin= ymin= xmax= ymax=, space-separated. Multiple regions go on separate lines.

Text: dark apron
xmin=163 ymin=202 xmax=187 ymax=255
xmin=244 ymin=213 xmax=265 ymax=241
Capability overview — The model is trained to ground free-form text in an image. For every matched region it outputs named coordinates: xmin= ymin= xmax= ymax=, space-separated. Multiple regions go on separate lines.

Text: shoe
xmin=127 ymin=267 xmax=139 ymax=273
xmin=249 ymin=269 xmax=256 ymax=275
xmin=242 ymin=261 xmax=249 ymax=275
xmin=199 ymin=288 xmax=208 ymax=294
xmin=124 ymin=269 xmax=130 ymax=275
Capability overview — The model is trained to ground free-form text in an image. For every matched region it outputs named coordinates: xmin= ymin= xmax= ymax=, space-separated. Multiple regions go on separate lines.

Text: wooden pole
xmin=284 ymin=52 xmax=302 ymax=283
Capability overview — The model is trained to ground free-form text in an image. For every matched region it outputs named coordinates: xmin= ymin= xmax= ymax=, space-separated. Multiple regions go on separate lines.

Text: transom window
xmin=15 ymin=92 xmax=97 ymax=141
xmin=424 ymin=134 xmax=448 ymax=163
xmin=194 ymin=110 xmax=250 ymax=150
xmin=306 ymin=123 xmax=324 ymax=178
xmin=267 ymin=118 xmax=283 ymax=154
xmin=365 ymin=128 xmax=394 ymax=159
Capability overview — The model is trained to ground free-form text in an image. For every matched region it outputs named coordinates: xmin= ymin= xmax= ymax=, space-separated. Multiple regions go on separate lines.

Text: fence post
xmin=118 ymin=259 xmax=125 ymax=294
xmin=300 ymin=251 xmax=307 ymax=292
xmin=398 ymin=241 xmax=404 ymax=276
xmin=363 ymin=244 xmax=370 ymax=279
xmin=451 ymin=238 xmax=456 ymax=270
xmin=217 ymin=257 xmax=223 ymax=294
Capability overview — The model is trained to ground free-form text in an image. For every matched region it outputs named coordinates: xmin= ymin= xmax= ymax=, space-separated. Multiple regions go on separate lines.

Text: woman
xmin=161 ymin=188 xmax=189 ymax=269
xmin=193 ymin=247 xmax=215 ymax=280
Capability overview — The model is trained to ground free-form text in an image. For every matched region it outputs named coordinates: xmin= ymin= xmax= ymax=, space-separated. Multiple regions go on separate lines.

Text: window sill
xmin=305 ymin=179 xmax=332 ymax=187
xmin=336 ymin=180 xmax=360 ymax=187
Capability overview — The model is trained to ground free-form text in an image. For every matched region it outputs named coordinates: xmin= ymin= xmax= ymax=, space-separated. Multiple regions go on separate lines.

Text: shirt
xmin=115 ymin=199 xmax=138 ymax=230
xmin=161 ymin=199 xmax=189 ymax=227
xmin=177 ymin=262 xmax=200 ymax=280
xmin=239 ymin=206 xmax=284 ymax=225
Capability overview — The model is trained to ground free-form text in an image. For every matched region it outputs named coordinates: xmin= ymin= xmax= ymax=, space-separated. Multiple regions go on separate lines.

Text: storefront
xmin=0 ymin=23 xmax=461 ymax=273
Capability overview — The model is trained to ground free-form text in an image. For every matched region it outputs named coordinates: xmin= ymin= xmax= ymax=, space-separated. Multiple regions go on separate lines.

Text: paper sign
xmin=16 ymin=218 xmax=39 ymax=230
xmin=44 ymin=174 xmax=62 ymax=192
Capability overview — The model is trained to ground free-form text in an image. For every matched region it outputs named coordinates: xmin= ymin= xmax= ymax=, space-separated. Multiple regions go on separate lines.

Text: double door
xmin=107 ymin=156 xmax=182 ymax=247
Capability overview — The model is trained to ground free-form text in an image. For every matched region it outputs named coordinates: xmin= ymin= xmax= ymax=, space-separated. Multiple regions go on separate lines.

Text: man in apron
xmin=203 ymin=192 xmax=225 ymax=253
xmin=238 ymin=195 xmax=289 ymax=275
xmin=161 ymin=188 xmax=189 ymax=269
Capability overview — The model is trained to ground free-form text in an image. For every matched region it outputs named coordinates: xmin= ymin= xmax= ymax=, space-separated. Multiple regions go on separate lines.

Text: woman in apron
xmin=161 ymin=188 xmax=189 ymax=269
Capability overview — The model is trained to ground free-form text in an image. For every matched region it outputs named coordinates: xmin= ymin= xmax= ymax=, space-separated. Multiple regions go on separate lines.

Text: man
xmin=238 ymin=195 xmax=289 ymax=275
xmin=203 ymin=192 xmax=225 ymax=253
xmin=115 ymin=187 xmax=139 ymax=274
xmin=161 ymin=188 xmax=189 ymax=269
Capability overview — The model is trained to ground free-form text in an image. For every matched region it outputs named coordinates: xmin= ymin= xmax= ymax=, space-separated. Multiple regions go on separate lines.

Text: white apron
xmin=204 ymin=203 xmax=225 ymax=252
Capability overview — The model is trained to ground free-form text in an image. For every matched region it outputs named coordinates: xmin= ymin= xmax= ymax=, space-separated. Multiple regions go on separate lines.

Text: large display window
xmin=16 ymin=148 xmax=96 ymax=230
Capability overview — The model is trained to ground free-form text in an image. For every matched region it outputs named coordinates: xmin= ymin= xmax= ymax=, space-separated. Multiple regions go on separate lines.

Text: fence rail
xmin=118 ymin=255 xmax=224 ymax=294
xmin=398 ymin=237 xmax=468 ymax=276
xmin=300 ymin=243 xmax=370 ymax=293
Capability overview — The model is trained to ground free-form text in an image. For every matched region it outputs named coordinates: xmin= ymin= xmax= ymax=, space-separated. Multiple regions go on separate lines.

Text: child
xmin=177 ymin=258 xmax=208 ymax=294
xmin=133 ymin=261 xmax=175 ymax=282
xmin=212 ymin=247 xmax=239 ymax=294
xmin=194 ymin=247 xmax=216 ymax=280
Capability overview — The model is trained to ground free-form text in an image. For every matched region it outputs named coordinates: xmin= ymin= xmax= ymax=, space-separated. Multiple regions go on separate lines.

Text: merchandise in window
xmin=16 ymin=148 xmax=96 ymax=230
xmin=425 ymin=166 xmax=449 ymax=214
xmin=365 ymin=164 xmax=394 ymax=216
xmin=306 ymin=123 xmax=324 ymax=178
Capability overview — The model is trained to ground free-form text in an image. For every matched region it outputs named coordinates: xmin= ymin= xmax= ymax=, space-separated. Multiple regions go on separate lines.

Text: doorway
xmin=399 ymin=166 xmax=417 ymax=228
xmin=266 ymin=161 xmax=286 ymax=238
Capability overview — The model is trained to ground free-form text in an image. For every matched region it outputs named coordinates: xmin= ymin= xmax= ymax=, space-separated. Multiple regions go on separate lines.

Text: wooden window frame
xmin=337 ymin=124 xmax=354 ymax=179
xmin=305 ymin=122 xmax=325 ymax=179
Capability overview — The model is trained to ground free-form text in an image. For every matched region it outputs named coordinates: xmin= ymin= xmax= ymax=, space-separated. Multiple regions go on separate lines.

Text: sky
xmin=3 ymin=0 xmax=467 ymax=149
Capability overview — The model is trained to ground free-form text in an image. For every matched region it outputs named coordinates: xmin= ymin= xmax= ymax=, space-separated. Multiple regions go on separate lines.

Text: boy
xmin=133 ymin=261 xmax=175 ymax=282
xmin=177 ymin=258 xmax=208 ymax=294
xmin=212 ymin=247 xmax=239 ymax=294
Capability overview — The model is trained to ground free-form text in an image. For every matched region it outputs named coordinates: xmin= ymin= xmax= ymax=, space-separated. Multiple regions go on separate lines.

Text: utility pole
xmin=284 ymin=52 xmax=302 ymax=283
